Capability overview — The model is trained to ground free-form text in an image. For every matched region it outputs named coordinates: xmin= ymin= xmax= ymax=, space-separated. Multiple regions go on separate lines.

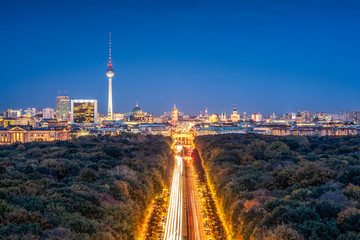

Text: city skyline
xmin=1 ymin=0 xmax=360 ymax=114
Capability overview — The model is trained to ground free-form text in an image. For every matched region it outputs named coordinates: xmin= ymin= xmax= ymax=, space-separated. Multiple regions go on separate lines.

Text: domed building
xmin=210 ymin=113 xmax=220 ymax=123
xmin=132 ymin=102 xmax=144 ymax=119
xmin=127 ymin=102 xmax=145 ymax=122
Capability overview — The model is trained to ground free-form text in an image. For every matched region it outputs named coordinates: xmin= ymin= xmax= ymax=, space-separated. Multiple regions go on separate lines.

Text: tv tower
xmin=106 ymin=32 xmax=114 ymax=120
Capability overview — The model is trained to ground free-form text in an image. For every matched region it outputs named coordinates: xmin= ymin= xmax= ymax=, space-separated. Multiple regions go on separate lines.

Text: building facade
xmin=71 ymin=99 xmax=98 ymax=124
xmin=172 ymin=105 xmax=179 ymax=122
xmin=56 ymin=95 xmax=70 ymax=121
xmin=43 ymin=108 xmax=55 ymax=119
xmin=0 ymin=126 xmax=70 ymax=145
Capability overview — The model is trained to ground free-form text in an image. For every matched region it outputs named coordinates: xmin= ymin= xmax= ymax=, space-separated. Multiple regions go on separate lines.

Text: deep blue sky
xmin=0 ymin=0 xmax=359 ymax=115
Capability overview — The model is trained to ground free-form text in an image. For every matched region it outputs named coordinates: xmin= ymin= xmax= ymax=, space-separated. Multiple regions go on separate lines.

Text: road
xmin=163 ymin=143 xmax=208 ymax=240
xmin=163 ymin=156 xmax=184 ymax=240
xmin=185 ymin=161 xmax=206 ymax=240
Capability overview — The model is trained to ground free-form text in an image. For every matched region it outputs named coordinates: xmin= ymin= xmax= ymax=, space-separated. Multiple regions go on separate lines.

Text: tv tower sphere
xmin=106 ymin=67 xmax=114 ymax=78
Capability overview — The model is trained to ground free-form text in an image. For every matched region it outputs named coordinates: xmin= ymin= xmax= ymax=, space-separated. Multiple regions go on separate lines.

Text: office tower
xmin=71 ymin=99 xmax=98 ymax=124
xmin=56 ymin=95 xmax=69 ymax=121
xmin=172 ymin=104 xmax=179 ymax=122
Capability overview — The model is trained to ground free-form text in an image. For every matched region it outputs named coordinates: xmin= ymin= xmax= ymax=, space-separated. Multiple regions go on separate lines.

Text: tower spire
xmin=108 ymin=32 xmax=112 ymax=68
xmin=109 ymin=32 xmax=111 ymax=62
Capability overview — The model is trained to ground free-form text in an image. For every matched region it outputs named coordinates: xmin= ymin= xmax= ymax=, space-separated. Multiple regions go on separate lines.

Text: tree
xmin=264 ymin=141 xmax=290 ymax=159
xmin=264 ymin=225 xmax=304 ymax=240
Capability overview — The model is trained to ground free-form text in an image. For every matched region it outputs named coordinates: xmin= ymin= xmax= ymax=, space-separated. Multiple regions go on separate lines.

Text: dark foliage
xmin=195 ymin=134 xmax=360 ymax=240
xmin=0 ymin=134 xmax=173 ymax=240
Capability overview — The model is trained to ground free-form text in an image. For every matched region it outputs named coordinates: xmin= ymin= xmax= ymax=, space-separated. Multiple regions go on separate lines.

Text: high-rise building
xmin=172 ymin=104 xmax=179 ymax=122
xmin=232 ymin=104 xmax=239 ymax=122
xmin=71 ymin=99 xmax=98 ymax=124
xmin=56 ymin=95 xmax=69 ymax=121
xmin=43 ymin=108 xmax=55 ymax=119
xmin=106 ymin=32 xmax=114 ymax=120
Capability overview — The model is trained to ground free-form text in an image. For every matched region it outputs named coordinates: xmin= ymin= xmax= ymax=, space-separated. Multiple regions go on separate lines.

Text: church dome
xmin=211 ymin=113 xmax=220 ymax=123
xmin=131 ymin=102 xmax=143 ymax=118
xmin=132 ymin=106 xmax=142 ymax=114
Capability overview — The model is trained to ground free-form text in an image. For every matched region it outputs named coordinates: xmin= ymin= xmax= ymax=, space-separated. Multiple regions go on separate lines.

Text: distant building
xmin=5 ymin=109 xmax=22 ymax=118
xmin=271 ymin=126 xmax=358 ymax=137
xmin=172 ymin=104 xmax=179 ymax=122
xmin=220 ymin=111 xmax=227 ymax=122
xmin=56 ymin=95 xmax=70 ymax=121
xmin=301 ymin=111 xmax=313 ymax=122
xmin=251 ymin=113 xmax=262 ymax=122
xmin=295 ymin=111 xmax=302 ymax=124
xmin=210 ymin=113 xmax=220 ymax=123
xmin=113 ymin=112 xmax=124 ymax=121
xmin=153 ymin=116 xmax=168 ymax=123
xmin=232 ymin=104 xmax=239 ymax=122
xmin=71 ymin=99 xmax=98 ymax=124
xmin=43 ymin=108 xmax=55 ymax=119
xmin=284 ymin=112 xmax=296 ymax=121
xmin=15 ymin=116 xmax=35 ymax=127
xmin=315 ymin=112 xmax=332 ymax=122
xmin=24 ymin=108 xmax=36 ymax=117
xmin=348 ymin=111 xmax=360 ymax=124
xmin=0 ymin=125 xmax=70 ymax=145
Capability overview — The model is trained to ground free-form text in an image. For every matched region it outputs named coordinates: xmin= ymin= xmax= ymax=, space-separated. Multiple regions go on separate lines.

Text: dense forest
xmin=0 ymin=134 xmax=173 ymax=240
xmin=195 ymin=134 xmax=360 ymax=240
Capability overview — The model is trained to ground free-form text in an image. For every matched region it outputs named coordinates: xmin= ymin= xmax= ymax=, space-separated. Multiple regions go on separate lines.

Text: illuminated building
xmin=172 ymin=104 xmax=179 ymax=122
xmin=210 ymin=113 xmax=220 ymax=123
xmin=56 ymin=95 xmax=69 ymax=121
xmin=113 ymin=112 xmax=124 ymax=121
xmin=315 ymin=112 xmax=332 ymax=123
xmin=271 ymin=126 xmax=359 ymax=136
xmin=220 ymin=111 xmax=227 ymax=122
xmin=348 ymin=111 xmax=360 ymax=123
xmin=43 ymin=108 xmax=55 ymax=119
xmin=106 ymin=32 xmax=114 ymax=120
xmin=71 ymin=99 xmax=98 ymax=124
xmin=0 ymin=126 xmax=70 ymax=145
xmin=232 ymin=104 xmax=239 ymax=122
xmin=15 ymin=116 xmax=35 ymax=127
xmin=194 ymin=122 xmax=252 ymax=135
xmin=5 ymin=109 xmax=22 ymax=118
xmin=0 ymin=118 xmax=15 ymax=128
xmin=300 ymin=111 xmax=313 ymax=122
xmin=295 ymin=111 xmax=302 ymax=123
xmin=24 ymin=108 xmax=36 ymax=117
xmin=153 ymin=116 xmax=168 ymax=123
xmin=251 ymin=113 xmax=262 ymax=122
xmin=131 ymin=102 xmax=144 ymax=120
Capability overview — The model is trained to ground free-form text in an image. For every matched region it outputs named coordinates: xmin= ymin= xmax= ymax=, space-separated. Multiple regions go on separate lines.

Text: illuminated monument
xmin=106 ymin=32 xmax=114 ymax=120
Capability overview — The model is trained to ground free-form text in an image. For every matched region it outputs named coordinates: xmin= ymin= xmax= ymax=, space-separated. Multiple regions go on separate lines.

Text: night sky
xmin=1 ymin=0 xmax=359 ymax=115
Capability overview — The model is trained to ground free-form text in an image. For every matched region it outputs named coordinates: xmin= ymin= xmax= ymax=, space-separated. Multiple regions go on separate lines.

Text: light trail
xmin=186 ymin=162 xmax=206 ymax=240
xmin=163 ymin=156 xmax=183 ymax=240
